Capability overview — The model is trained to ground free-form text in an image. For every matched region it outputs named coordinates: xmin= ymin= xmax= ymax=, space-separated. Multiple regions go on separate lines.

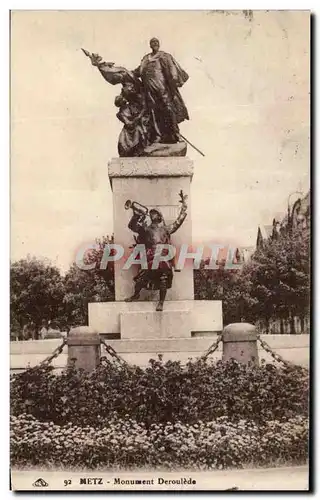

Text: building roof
xmin=255 ymin=190 xmax=310 ymax=250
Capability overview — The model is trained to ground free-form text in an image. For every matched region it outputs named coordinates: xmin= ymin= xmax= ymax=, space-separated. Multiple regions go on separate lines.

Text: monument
xmin=84 ymin=38 xmax=223 ymax=362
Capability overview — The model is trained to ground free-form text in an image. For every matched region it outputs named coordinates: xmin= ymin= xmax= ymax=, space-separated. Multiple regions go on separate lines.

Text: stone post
xmin=67 ymin=326 xmax=101 ymax=372
xmin=222 ymin=323 xmax=259 ymax=365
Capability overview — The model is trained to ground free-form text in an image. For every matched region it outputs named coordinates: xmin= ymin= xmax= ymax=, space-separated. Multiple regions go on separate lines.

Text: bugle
xmin=124 ymin=200 xmax=149 ymax=216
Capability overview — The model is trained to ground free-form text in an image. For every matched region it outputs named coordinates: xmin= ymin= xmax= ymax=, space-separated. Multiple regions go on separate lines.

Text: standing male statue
xmin=83 ymin=38 xmax=189 ymax=152
xmin=133 ymin=37 xmax=189 ymax=144
xmin=124 ymin=191 xmax=188 ymax=311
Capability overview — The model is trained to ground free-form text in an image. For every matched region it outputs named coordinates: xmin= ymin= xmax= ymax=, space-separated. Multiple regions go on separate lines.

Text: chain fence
xmin=99 ymin=338 xmax=128 ymax=367
xmin=256 ymin=333 xmax=309 ymax=377
xmin=10 ymin=337 xmax=68 ymax=382
xmin=200 ymin=331 xmax=309 ymax=378
xmin=38 ymin=338 xmax=68 ymax=367
xmin=10 ymin=330 xmax=309 ymax=380
xmin=200 ymin=333 xmax=223 ymax=361
xmin=10 ymin=336 xmax=130 ymax=381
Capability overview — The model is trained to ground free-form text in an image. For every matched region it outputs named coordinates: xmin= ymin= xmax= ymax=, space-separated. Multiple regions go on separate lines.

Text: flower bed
xmin=11 ymin=413 xmax=308 ymax=470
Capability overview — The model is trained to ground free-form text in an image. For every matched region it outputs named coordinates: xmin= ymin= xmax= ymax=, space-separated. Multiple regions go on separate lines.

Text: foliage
xmin=249 ymin=231 xmax=310 ymax=329
xmin=194 ymin=263 xmax=242 ymax=325
xmin=10 ymin=235 xmax=115 ymax=333
xmin=10 ymin=413 xmax=308 ymax=469
xmin=11 ymin=359 xmax=308 ymax=428
xmin=56 ymin=233 xmax=115 ymax=326
xmin=10 ymin=257 xmax=65 ymax=334
xmin=194 ymin=229 xmax=310 ymax=329
xmin=63 ymin=260 xmax=114 ymax=327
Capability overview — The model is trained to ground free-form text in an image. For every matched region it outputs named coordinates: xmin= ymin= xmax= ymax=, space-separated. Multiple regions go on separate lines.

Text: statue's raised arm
xmin=82 ymin=48 xmax=138 ymax=87
xmin=167 ymin=190 xmax=188 ymax=235
xmin=82 ymin=48 xmax=149 ymax=156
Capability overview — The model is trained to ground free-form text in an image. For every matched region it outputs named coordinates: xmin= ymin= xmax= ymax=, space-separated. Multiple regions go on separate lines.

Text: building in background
xmin=234 ymin=246 xmax=255 ymax=264
xmin=289 ymin=190 xmax=310 ymax=233
xmin=256 ymin=190 xmax=310 ymax=251
xmin=254 ymin=190 xmax=310 ymax=334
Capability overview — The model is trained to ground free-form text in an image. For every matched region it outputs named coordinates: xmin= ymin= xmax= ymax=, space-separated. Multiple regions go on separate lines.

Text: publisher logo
xmin=32 ymin=478 xmax=49 ymax=487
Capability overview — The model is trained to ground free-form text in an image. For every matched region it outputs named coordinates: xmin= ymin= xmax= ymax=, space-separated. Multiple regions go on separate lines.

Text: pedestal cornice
xmin=108 ymin=157 xmax=194 ymax=178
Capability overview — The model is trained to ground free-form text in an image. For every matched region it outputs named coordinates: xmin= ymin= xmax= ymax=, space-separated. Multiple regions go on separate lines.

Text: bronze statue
xmin=82 ymin=39 xmax=190 ymax=154
xmin=124 ymin=191 xmax=188 ymax=311
xmin=114 ymin=89 xmax=149 ymax=157
xmin=132 ymin=38 xmax=189 ymax=144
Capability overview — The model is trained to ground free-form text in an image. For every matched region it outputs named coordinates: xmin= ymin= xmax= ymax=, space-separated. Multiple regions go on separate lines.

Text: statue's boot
xmin=156 ymin=301 xmax=164 ymax=312
xmin=124 ymin=293 xmax=140 ymax=302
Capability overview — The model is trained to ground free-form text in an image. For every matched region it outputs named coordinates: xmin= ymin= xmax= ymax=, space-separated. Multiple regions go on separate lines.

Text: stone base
xmin=120 ymin=310 xmax=191 ymax=339
xmin=88 ymin=300 xmax=223 ymax=338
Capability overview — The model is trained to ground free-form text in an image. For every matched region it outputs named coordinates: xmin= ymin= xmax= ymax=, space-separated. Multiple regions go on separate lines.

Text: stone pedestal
xmin=87 ymin=155 xmax=223 ymax=362
xmin=108 ymin=157 xmax=194 ymax=302
xmin=67 ymin=326 xmax=101 ymax=372
xmin=222 ymin=323 xmax=259 ymax=365
xmin=120 ymin=310 xmax=191 ymax=339
xmin=89 ymin=301 xmax=222 ymax=336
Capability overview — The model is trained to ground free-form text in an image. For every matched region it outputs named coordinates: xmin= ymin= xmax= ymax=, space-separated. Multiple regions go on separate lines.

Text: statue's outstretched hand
xmin=82 ymin=49 xmax=115 ymax=68
xmin=90 ymin=53 xmax=104 ymax=66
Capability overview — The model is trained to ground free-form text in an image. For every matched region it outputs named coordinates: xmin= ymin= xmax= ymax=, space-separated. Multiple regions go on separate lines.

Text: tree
xmin=194 ymin=227 xmax=310 ymax=332
xmin=248 ymin=229 xmax=310 ymax=333
xmin=10 ymin=257 xmax=65 ymax=337
xmin=194 ymin=261 xmax=243 ymax=325
xmin=10 ymin=236 xmax=116 ymax=337
xmin=63 ymin=235 xmax=115 ymax=326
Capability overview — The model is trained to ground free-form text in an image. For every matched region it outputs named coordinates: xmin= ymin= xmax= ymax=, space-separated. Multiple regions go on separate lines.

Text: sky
xmin=10 ymin=10 xmax=310 ymax=272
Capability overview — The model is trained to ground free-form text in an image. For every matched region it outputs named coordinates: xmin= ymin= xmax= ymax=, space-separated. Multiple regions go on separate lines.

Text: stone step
xmin=120 ymin=310 xmax=192 ymax=339
xmin=101 ymin=336 xmax=219 ymax=352
xmin=89 ymin=300 xmax=223 ymax=335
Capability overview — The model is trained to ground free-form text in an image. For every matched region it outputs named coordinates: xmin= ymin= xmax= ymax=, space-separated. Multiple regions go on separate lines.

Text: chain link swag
xmin=200 ymin=334 xmax=223 ymax=361
xmin=99 ymin=338 xmax=128 ymax=367
xmin=200 ymin=331 xmax=308 ymax=378
xmin=256 ymin=334 xmax=309 ymax=375
xmin=10 ymin=338 xmax=67 ymax=382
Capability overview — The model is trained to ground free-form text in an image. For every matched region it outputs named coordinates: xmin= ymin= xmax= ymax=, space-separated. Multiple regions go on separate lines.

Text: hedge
xmin=11 ymin=358 xmax=308 ymax=427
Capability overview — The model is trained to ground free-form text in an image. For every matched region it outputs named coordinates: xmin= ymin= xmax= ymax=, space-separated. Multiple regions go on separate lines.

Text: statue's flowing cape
xmin=159 ymin=51 xmax=189 ymax=123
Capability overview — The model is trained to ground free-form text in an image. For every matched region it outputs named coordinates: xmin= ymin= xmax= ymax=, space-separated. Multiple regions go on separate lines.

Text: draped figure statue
xmin=82 ymin=38 xmax=189 ymax=156
xmin=133 ymin=37 xmax=189 ymax=144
